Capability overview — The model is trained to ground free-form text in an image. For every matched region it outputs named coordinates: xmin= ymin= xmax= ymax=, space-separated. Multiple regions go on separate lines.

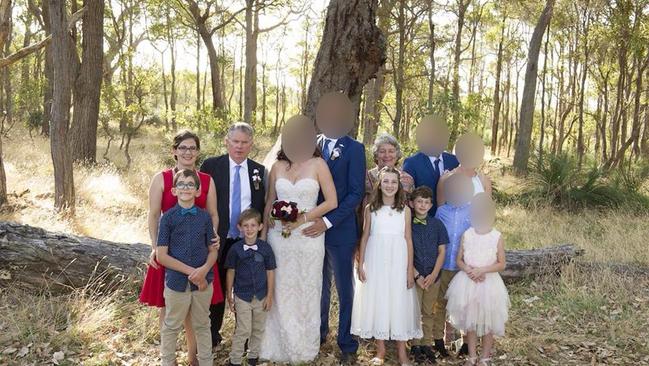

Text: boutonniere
xmin=331 ymin=145 xmax=343 ymax=161
xmin=252 ymin=168 xmax=262 ymax=190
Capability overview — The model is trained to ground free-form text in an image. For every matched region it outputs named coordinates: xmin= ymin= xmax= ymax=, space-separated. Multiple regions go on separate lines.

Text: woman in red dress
xmin=139 ymin=130 xmax=223 ymax=365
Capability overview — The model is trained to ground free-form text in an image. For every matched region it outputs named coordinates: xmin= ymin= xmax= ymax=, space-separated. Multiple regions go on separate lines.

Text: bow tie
xmin=243 ymin=245 xmax=258 ymax=251
xmin=180 ymin=206 xmax=197 ymax=216
xmin=413 ymin=217 xmax=427 ymax=225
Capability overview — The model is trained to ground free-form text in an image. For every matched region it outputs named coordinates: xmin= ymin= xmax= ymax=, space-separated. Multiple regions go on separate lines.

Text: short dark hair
xmin=410 ymin=186 xmax=434 ymax=201
xmin=238 ymin=208 xmax=262 ymax=225
xmin=173 ymin=169 xmax=200 ymax=188
xmin=173 ymin=130 xmax=200 ymax=160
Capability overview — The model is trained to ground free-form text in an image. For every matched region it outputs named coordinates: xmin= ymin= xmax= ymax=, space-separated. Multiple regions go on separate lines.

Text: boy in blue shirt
xmin=409 ymin=186 xmax=449 ymax=364
xmin=433 ymin=172 xmax=473 ymax=358
xmin=225 ymin=208 xmax=276 ymax=366
xmin=157 ymin=169 xmax=218 ymax=366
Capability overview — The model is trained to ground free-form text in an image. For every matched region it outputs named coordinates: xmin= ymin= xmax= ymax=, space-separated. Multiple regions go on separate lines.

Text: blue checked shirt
xmin=435 ymin=203 xmax=471 ymax=271
xmin=224 ymin=239 xmax=276 ymax=302
xmin=157 ymin=204 xmax=215 ymax=292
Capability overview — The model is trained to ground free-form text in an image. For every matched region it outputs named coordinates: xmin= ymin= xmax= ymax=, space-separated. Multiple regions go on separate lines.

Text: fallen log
xmin=0 ymin=221 xmax=149 ymax=292
xmin=1 ymin=221 xmax=585 ymax=291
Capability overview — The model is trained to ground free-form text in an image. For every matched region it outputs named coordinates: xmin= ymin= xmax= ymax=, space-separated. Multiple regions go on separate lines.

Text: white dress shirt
xmin=428 ymin=153 xmax=445 ymax=174
xmin=229 ymin=156 xmax=252 ymax=220
xmin=320 ymin=136 xmax=338 ymax=229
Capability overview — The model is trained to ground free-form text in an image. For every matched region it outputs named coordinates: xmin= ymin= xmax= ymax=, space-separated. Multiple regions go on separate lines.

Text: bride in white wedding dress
xmin=260 ymin=118 xmax=338 ymax=364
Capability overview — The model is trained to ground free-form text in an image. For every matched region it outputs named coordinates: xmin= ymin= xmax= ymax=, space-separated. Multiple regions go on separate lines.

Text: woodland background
xmin=0 ymin=0 xmax=648 ymax=365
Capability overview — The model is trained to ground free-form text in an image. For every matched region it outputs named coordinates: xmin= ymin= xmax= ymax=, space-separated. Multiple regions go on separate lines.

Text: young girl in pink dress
xmin=445 ymin=193 xmax=510 ymax=366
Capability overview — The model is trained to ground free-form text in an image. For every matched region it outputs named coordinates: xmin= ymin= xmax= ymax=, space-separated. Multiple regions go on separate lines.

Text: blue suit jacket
xmin=318 ymin=135 xmax=366 ymax=246
xmin=402 ymin=151 xmax=459 ymax=214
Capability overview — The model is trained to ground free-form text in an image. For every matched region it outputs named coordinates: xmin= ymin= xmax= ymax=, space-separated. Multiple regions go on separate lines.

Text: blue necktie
xmin=322 ymin=138 xmax=331 ymax=161
xmin=433 ymin=157 xmax=440 ymax=177
xmin=180 ymin=206 xmax=197 ymax=216
xmin=229 ymin=165 xmax=242 ymax=238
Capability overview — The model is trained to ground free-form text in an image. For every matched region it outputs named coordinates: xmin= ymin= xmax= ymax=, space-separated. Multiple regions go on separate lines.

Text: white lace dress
xmin=260 ymin=178 xmax=324 ymax=363
xmin=445 ymin=228 xmax=510 ymax=337
xmin=351 ymin=205 xmax=423 ymax=341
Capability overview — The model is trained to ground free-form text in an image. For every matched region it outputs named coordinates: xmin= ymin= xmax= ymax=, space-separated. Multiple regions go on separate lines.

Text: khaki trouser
xmin=413 ymin=277 xmax=441 ymax=346
xmin=229 ymin=295 xmax=268 ymax=365
xmin=431 ymin=269 xmax=458 ymax=340
xmin=161 ymin=284 xmax=213 ymax=366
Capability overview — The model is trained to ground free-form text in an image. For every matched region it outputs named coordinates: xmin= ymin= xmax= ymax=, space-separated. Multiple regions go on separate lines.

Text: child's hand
xmin=227 ymin=296 xmax=236 ymax=313
xmin=416 ymin=276 xmax=426 ymax=289
xmin=196 ymin=278 xmax=208 ymax=291
xmin=189 ymin=267 xmax=207 ymax=283
xmin=357 ymin=266 xmax=367 ymax=282
xmin=422 ymin=274 xmax=434 ymax=289
xmin=148 ymin=249 xmax=159 ymax=269
xmin=263 ymin=296 xmax=273 ymax=311
xmin=407 ymin=267 xmax=415 ymax=289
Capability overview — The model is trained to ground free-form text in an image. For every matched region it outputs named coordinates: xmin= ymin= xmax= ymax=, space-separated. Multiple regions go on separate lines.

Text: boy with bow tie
xmin=156 ymin=169 xmax=218 ymax=366
xmin=409 ymin=186 xmax=449 ymax=364
xmin=225 ymin=209 xmax=276 ymax=366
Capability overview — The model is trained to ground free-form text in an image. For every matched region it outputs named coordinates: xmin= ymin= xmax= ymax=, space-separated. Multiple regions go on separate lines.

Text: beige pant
xmin=413 ymin=277 xmax=441 ymax=345
xmin=230 ymin=295 xmax=268 ymax=364
xmin=431 ymin=269 xmax=458 ymax=340
xmin=161 ymin=284 xmax=213 ymax=366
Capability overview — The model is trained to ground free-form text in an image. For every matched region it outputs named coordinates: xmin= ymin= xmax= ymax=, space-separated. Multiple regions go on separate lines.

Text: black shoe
xmin=433 ymin=339 xmax=449 ymax=358
xmin=457 ymin=343 xmax=469 ymax=357
xmin=421 ymin=346 xmax=437 ymax=363
xmin=340 ymin=351 xmax=357 ymax=365
xmin=247 ymin=358 xmax=258 ymax=366
xmin=410 ymin=345 xmax=425 ymax=363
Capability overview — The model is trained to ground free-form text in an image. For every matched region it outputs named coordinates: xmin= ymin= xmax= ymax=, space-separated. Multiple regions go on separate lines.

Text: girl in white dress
xmin=352 ymin=166 xmax=422 ymax=366
xmin=445 ymin=193 xmax=510 ymax=366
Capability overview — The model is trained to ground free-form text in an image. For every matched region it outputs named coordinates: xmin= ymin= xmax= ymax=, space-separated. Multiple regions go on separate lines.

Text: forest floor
xmin=1 ymin=127 xmax=648 ymax=365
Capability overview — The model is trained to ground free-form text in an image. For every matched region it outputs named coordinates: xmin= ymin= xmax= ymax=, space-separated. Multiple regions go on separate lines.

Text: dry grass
xmin=1 ymin=127 xmax=648 ymax=365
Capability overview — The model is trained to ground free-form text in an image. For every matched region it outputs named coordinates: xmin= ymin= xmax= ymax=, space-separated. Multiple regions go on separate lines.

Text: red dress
xmin=139 ymin=169 xmax=224 ymax=307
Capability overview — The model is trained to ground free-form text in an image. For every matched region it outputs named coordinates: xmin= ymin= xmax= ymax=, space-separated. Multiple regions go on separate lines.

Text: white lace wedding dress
xmin=260 ymin=177 xmax=324 ymax=363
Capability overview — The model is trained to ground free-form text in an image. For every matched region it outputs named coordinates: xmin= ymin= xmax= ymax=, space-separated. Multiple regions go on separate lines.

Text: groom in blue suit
xmin=403 ymin=115 xmax=459 ymax=214
xmin=302 ymin=93 xmax=365 ymax=364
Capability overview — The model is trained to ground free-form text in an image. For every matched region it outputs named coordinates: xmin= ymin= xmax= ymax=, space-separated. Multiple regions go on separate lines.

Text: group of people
xmin=138 ymin=92 xmax=510 ymax=366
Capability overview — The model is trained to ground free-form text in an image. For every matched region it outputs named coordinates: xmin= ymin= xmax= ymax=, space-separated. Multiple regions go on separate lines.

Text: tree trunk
xmin=427 ymin=6 xmax=435 ymax=112
xmin=41 ymin=0 xmax=52 ymax=136
xmin=49 ymin=0 xmax=75 ymax=211
xmin=243 ymin=0 xmax=259 ymax=124
xmin=261 ymin=62 xmax=267 ymax=126
xmin=539 ymin=22 xmax=550 ymax=164
xmin=70 ymin=0 xmax=104 ymax=164
xmin=196 ymin=29 xmax=201 ymax=111
xmin=0 ymin=0 xmax=7 ymax=205
xmin=450 ymin=0 xmax=470 ymax=141
xmin=391 ymin=0 xmax=406 ymax=138
xmin=0 ymin=221 xmax=585 ymax=291
xmin=362 ymin=66 xmax=384 ymax=145
xmin=513 ymin=0 xmax=555 ymax=175
xmin=304 ymin=0 xmax=386 ymax=134
xmin=299 ymin=18 xmax=310 ymax=112
xmin=576 ymin=5 xmax=589 ymax=168
xmin=490 ymin=15 xmax=505 ymax=155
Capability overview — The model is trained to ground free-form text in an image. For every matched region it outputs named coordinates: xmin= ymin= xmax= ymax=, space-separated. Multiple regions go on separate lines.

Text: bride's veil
xmin=262 ymin=134 xmax=282 ymax=172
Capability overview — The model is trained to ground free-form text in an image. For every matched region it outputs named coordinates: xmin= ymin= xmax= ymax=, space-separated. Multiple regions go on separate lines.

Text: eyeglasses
xmin=175 ymin=182 xmax=197 ymax=190
xmin=177 ymin=146 xmax=199 ymax=153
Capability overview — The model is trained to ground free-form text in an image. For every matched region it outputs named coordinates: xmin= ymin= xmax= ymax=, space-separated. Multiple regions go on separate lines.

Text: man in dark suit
xmin=200 ymin=122 xmax=267 ymax=347
xmin=403 ymin=115 xmax=459 ymax=215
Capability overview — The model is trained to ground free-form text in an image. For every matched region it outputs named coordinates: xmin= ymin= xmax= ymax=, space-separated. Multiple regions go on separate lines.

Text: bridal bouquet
xmin=270 ymin=200 xmax=300 ymax=238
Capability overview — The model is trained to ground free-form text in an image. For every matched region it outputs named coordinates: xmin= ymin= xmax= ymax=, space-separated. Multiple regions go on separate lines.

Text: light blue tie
xmin=229 ymin=165 xmax=242 ymax=238
xmin=322 ymin=138 xmax=331 ymax=161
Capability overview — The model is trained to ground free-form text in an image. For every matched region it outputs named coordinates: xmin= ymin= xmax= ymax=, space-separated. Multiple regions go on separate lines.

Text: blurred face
xmin=173 ymin=138 xmax=199 ymax=167
xmin=238 ymin=218 xmax=263 ymax=242
xmin=376 ymin=143 xmax=398 ymax=168
xmin=225 ymin=130 xmax=253 ymax=163
xmin=380 ymin=172 xmax=400 ymax=198
xmin=471 ymin=193 xmax=496 ymax=231
xmin=412 ymin=196 xmax=433 ymax=217
xmin=282 ymin=115 xmax=317 ymax=164
xmin=171 ymin=175 xmax=201 ymax=203
xmin=445 ymin=173 xmax=473 ymax=207
xmin=315 ymin=92 xmax=353 ymax=138
xmin=416 ymin=115 xmax=450 ymax=157
xmin=454 ymin=133 xmax=485 ymax=170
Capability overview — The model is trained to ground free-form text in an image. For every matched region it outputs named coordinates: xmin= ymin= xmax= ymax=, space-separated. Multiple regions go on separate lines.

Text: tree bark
xmin=362 ymin=66 xmax=384 ymax=145
xmin=513 ymin=0 xmax=555 ymax=175
xmin=427 ymin=6 xmax=435 ymax=112
xmin=243 ymin=0 xmax=258 ymax=124
xmin=490 ymin=15 xmax=505 ymax=155
xmin=70 ymin=0 xmax=104 ymax=164
xmin=41 ymin=0 xmax=52 ymax=136
xmin=304 ymin=0 xmax=386 ymax=135
xmin=0 ymin=221 xmax=585 ymax=291
xmin=49 ymin=0 xmax=76 ymax=211
xmin=450 ymin=0 xmax=471 ymax=141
